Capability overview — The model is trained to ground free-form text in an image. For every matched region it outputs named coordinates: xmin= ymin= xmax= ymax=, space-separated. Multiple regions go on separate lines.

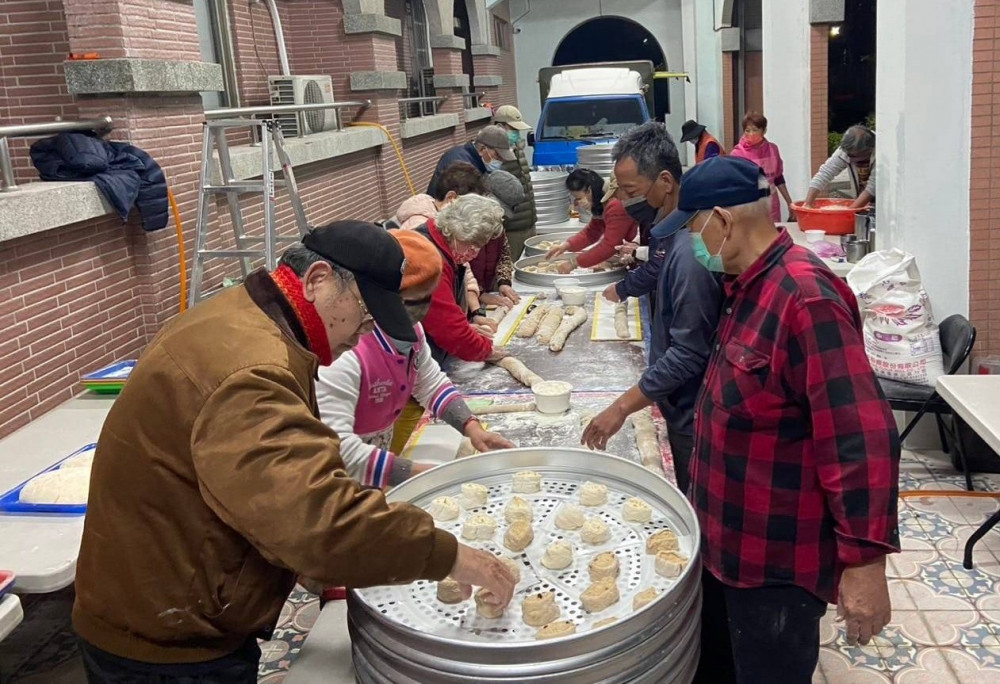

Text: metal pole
xmin=203 ymin=101 xmax=370 ymax=119
xmin=263 ymin=0 xmax=291 ymax=76
xmin=0 ymin=137 xmax=17 ymax=192
xmin=0 ymin=116 xmax=113 ymax=139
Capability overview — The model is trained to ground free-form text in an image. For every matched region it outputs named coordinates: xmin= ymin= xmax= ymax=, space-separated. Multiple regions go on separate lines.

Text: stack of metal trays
xmin=349 ymin=448 xmax=702 ymax=684
xmin=531 ymin=171 xmax=571 ymax=226
xmin=576 ymin=143 xmax=616 ymax=180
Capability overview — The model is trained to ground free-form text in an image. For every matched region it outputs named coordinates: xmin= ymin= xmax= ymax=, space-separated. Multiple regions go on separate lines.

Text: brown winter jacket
xmin=72 ymin=270 xmax=457 ymax=664
xmin=501 ymin=140 xmax=537 ymax=258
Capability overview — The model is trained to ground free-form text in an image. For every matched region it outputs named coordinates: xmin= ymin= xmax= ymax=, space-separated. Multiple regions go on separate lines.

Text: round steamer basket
xmin=514 ymin=254 xmax=626 ymax=287
xmin=348 ymin=448 xmax=702 ymax=684
xmin=523 ymin=232 xmax=579 ymax=257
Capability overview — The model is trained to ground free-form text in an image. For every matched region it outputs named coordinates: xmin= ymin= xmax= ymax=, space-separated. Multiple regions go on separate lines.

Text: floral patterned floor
xmin=2 ymin=447 xmax=999 ymax=683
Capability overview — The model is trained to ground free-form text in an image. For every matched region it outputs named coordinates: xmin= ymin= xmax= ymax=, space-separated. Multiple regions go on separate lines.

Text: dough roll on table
xmin=535 ymin=306 xmax=565 ymax=345
xmin=614 ymin=302 xmax=630 ymax=338
xmin=549 ymin=306 xmax=588 ymax=352
xmin=494 ymin=357 xmax=545 ymax=388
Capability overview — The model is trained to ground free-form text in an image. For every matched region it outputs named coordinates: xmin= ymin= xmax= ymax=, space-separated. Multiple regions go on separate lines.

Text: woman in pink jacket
xmin=729 ymin=111 xmax=797 ymax=223
xmin=544 ymin=168 xmax=638 ymax=273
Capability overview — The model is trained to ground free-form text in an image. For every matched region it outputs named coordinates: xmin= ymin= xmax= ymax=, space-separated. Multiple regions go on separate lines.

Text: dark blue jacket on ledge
xmin=30 ymin=132 xmax=169 ymax=232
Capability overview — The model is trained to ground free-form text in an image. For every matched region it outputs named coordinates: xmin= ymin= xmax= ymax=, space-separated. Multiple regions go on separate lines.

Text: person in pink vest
xmin=728 ymin=111 xmax=797 ymax=222
xmin=316 ymin=230 xmax=514 ymax=489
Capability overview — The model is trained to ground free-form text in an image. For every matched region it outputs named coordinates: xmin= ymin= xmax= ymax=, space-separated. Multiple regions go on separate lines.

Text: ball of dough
xmin=535 ymin=620 xmax=577 ymax=640
xmin=541 ymin=540 xmax=574 ymax=570
xmin=646 ymin=529 xmax=679 ymax=555
xmin=632 ymin=587 xmax=660 ymax=611
xmin=19 ymin=468 xmax=90 ymax=505
xmin=593 ymin=617 xmax=618 ymax=629
xmin=500 ymin=557 xmax=522 ymax=584
xmin=522 ymin=590 xmax=561 ymax=627
xmin=427 ymin=496 xmax=460 ymax=522
xmin=622 ymin=497 xmax=652 ymax=523
xmin=503 ymin=520 xmax=534 ymax=552
xmin=461 ymin=482 xmax=489 ymax=509
xmin=654 ymin=551 xmax=689 ymax=579
xmin=588 ymin=552 xmax=620 ymax=581
xmin=512 ymin=470 xmax=542 ymax=494
xmin=437 ymin=578 xmax=465 ymax=604
xmin=504 ymin=496 xmax=533 ymax=524
xmin=581 ymin=577 xmax=620 ymax=613
xmin=578 ymin=481 xmax=608 ymax=507
xmin=61 ymin=450 xmax=95 ymax=470
xmin=475 ymin=588 xmax=505 ymax=619
xmin=580 ymin=517 xmax=611 ymax=545
xmin=555 ymin=503 xmax=585 ymax=530
xmin=461 ymin=513 xmax=497 ymax=540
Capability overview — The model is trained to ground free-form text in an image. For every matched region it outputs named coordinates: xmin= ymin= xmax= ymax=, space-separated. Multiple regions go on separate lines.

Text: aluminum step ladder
xmin=189 ymin=118 xmax=309 ymax=308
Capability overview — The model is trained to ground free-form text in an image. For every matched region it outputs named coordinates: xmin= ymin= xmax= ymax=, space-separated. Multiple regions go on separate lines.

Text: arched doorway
xmin=552 ymin=17 xmax=669 ymax=120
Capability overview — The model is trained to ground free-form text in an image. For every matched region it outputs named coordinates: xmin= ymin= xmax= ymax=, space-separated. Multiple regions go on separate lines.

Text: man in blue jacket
xmin=582 ymin=122 xmax=722 ymax=493
xmin=426 ymin=125 xmax=515 ymax=198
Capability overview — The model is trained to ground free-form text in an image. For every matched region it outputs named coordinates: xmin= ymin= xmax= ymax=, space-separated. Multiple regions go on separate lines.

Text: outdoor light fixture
xmin=830 ymin=25 xmax=842 ymax=37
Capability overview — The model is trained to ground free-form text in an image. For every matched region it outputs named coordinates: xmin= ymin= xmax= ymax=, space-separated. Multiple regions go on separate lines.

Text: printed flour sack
xmin=846 ymin=249 xmax=945 ymax=386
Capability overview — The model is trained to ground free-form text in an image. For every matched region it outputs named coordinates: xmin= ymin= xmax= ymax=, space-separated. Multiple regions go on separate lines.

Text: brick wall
xmin=0 ymin=0 xmax=79 ymax=184
xmin=968 ymin=0 xmax=1000 ymax=362
xmin=809 ymin=25 xmax=829 ymax=173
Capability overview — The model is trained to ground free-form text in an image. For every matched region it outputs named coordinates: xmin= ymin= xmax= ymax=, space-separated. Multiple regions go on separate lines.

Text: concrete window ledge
xmin=0 ymin=182 xmax=114 ymax=243
xmin=471 ymin=44 xmax=502 ymax=57
xmin=465 ymin=107 xmax=492 ymax=123
xmin=214 ymin=126 xmax=387 ymax=183
xmin=400 ymin=113 xmax=461 ymax=139
xmin=473 ymin=75 xmax=503 ymax=87
xmin=65 ymin=58 xmax=223 ymax=96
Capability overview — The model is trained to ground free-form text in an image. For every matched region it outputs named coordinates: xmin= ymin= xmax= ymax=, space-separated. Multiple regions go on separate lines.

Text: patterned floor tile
xmin=937 ymin=525 xmax=1000 ymax=578
xmin=888 ymin=542 xmax=940 ymax=579
xmin=816 ymin=648 xmax=892 ymax=683
xmin=893 ymin=646 xmax=999 ymax=684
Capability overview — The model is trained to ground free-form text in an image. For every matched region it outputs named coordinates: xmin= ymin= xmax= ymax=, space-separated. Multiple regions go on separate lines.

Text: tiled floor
xmin=2 ymin=448 xmax=999 ymax=683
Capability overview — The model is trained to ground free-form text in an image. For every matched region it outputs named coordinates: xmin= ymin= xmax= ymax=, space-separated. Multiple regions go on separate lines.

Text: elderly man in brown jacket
xmin=73 ymin=221 xmax=515 ymax=683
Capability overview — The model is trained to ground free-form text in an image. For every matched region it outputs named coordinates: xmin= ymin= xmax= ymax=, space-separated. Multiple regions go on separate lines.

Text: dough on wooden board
xmin=535 ymin=620 xmax=577 ymax=640
xmin=646 ymin=529 xmax=679 ymax=555
xmin=581 ymin=577 xmax=620 ymax=613
xmin=541 ymin=540 xmax=574 ymax=570
xmin=495 ymin=357 xmax=544 ymax=388
xmin=522 ymin=590 xmax=561 ymax=627
xmin=516 ymin=304 xmax=549 ymax=338
xmin=427 ymin=496 xmax=460 ymax=521
xmin=633 ymin=587 xmax=660 ymax=611
xmin=475 ymin=588 xmax=505 ymax=619
xmin=460 ymin=483 xmax=489 ymax=508
xmin=588 ymin=552 xmax=620 ymax=581
xmin=504 ymin=496 xmax=533 ymax=524
xmin=473 ymin=401 xmax=536 ymax=415
xmin=614 ymin=302 xmax=630 ymax=338
xmin=503 ymin=520 xmax=534 ymax=551
xmin=19 ymin=468 xmax=90 ymax=505
xmin=535 ymin=306 xmax=566 ymax=345
xmin=631 ymin=410 xmax=661 ymax=472
xmin=548 ymin=306 xmax=588 ymax=352
xmin=512 ymin=470 xmax=542 ymax=493
xmin=437 ymin=578 xmax=465 ymax=604
xmin=462 ymin=513 xmax=497 ymax=540
xmin=622 ymin=497 xmax=653 ymax=523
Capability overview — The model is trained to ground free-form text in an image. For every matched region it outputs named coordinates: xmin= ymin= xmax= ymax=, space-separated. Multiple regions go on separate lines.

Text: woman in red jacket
xmin=544 ymin=168 xmax=638 ymax=273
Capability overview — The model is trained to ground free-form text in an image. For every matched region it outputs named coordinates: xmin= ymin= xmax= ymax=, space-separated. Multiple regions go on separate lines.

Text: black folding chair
xmin=878 ymin=315 xmax=977 ymax=490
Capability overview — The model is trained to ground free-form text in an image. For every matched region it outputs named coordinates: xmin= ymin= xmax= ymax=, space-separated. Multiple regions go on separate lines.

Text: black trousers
xmin=663 ymin=422 xmax=694 ymax=495
xmin=79 ymin=638 xmax=260 ymax=684
xmin=694 ymin=570 xmax=827 ymax=684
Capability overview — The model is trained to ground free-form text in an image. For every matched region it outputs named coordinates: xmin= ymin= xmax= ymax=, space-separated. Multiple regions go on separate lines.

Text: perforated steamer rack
xmin=348 ymin=448 xmax=702 ymax=684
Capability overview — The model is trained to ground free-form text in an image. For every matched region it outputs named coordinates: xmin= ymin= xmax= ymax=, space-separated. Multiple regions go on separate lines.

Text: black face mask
xmin=623 ymin=195 xmax=659 ymax=230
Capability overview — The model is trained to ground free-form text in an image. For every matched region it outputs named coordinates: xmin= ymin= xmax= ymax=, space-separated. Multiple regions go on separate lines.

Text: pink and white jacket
xmin=316 ymin=323 xmax=472 ymax=488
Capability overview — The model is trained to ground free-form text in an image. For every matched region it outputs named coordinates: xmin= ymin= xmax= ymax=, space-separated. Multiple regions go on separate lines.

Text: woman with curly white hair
xmin=415 ymin=193 xmax=508 ymax=363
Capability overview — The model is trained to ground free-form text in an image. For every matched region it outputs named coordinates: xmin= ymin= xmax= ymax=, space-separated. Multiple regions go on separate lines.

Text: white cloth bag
xmin=846 ymin=249 xmax=945 ymax=386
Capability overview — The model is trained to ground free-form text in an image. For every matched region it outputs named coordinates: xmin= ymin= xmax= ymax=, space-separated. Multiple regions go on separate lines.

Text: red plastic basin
xmin=791 ymin=198 xmax=866 ymax=235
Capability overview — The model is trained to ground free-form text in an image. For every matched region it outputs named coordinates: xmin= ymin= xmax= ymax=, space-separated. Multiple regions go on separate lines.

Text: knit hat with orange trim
xmin=389 ymin=229 xmax=443 ymax=292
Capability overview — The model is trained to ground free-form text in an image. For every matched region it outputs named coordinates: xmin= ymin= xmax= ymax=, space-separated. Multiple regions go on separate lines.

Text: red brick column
xmin=809 ymin=26 xmax=830 ymax=174
xmin=721 ymin=53 xmax=735 ymax=150
xmin=431 ymin=46 xmax=470 ymax=121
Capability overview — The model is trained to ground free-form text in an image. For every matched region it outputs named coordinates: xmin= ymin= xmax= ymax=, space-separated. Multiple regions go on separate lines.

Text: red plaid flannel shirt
xmin=691 ymin=230 xmax=900 ymax=603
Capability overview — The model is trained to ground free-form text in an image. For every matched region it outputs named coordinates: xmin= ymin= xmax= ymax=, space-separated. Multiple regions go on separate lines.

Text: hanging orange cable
xmin=899 ymin=490 xmax=1000 ymax=500
xmin=167 ymin=188 xmax=188 ymax=313
xmin=348 ymin=122 xmax=417 ymax=196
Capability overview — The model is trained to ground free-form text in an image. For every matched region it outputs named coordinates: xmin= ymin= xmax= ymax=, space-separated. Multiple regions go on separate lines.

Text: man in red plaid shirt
xmin=660 ymin=157 xmax=900 ymax=684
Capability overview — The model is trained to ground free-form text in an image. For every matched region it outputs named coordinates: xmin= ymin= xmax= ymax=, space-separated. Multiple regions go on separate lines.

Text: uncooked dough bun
xmin=555 ymin=503 xmax=586 ymax=530
xmin=581 ymin=577 xmax=620 ymax=613
xmin=19 ymin=468 xmax=90 ymax=505
xmin=541 ymin=540 xmax=574 ymax=570
xmin=503 ymin=520 xmax=534 ymax=552
xmin=475 ymin=588 xmax=505 ymax=619
xmin=578 ymin=481 xmax=608 ymax=507
xmin=622 ymin=497 xmax=652 ymax=523
xmin=427 ymin=496 xmax=461 ymax=521
xmin=60 ymin=450 xmax=95 ymax=469
xmin=588 ymin=552 xmax=620 ymax=581
xmin=501 ymin=557 xmax=522 ymax=584
xmin=646 ymin=529 xmax=679 ymax=555
xmin=512 ymin=470 xmax=542 ymax=493
xmin=535 ymin=620 xmax=577 ymax=640
xmin=461 ymin=513 xmax=498 ymax=540
xmin=461 ymin=482 xmax=489 ymax=509
xmin=522 ymin=590 xmax=561 ymax=627
xmin=436 ymin=578 xmax=465 ymax=604
xmin=504 ymin=496 xmax=533 ymax=524
xmin=580 ymin=517 xmax=611 ymax=545
xmin=632 ymin=587 xmax=660 ymax=611
xmin=654 ymin=551 xmax=689 ymax=579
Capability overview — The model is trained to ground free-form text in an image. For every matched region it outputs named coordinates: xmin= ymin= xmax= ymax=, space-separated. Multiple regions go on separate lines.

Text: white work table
xmin=0 ymin=593 xmax=23 ymax=643
xmin=0 ymin=393 xmax=114 ymax=593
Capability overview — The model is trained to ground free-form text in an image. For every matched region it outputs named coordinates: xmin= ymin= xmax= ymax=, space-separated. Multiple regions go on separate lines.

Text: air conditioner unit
xmin=268 ymin=75 xmax=337 ymax=137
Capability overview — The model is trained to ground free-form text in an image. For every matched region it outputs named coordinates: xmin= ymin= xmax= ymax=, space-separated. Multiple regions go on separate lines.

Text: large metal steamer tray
xmin=522 ymin=232 xmax=578 ymax=257
xmin=514 ymin=254 xmax=625 ymax=288
xmin=348 ymin=448 xmax=702 ymax=684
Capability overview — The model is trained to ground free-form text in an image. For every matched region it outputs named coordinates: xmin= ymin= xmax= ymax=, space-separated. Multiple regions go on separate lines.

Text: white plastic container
xmin=804 ymin=229 xmax=826 ymax=243
xmin=557 ymin=286 xmax=587 ymax=306
xmin=532 ymin=380 xmax=573 ymax=414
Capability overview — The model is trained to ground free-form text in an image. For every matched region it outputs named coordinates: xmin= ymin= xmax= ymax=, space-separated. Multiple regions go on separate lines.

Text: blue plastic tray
xmin=81 ymin=360 xmax=135 ymax=383
xmin=0 ymin=444 xmax=95 ymax=515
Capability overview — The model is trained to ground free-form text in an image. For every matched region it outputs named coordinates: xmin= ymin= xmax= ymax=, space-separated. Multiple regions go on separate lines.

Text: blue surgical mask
xmin=691 ymin=211 xmax=727 ymax=272
xmin=487 ymin=160 xmax=503 ymax=171
xmin=507 ymin=131 xmax=520 ymax=147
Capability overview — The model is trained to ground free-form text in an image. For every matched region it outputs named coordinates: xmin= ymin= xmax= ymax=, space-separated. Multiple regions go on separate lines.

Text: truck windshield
xmin=539 ymin=98 xmax=645 ymax=140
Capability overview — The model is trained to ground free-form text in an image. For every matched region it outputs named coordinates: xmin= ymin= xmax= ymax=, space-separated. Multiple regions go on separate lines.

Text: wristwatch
xmin=473 ymin=307 xmax=488 ymax=319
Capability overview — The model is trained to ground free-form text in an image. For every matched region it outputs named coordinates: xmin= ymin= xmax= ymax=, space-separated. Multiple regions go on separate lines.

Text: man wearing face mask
xmin=583 ymin=122 xmax=722 ymax=494
xmin=492 ymin=105 xmax=538 ymax=261
xmin=317 ymin=230 xmax=513 ymax=489
xmin=673 ymin=157 xmax=899 ymax=683
xmin=427 ymin=125 xmax=516 ymax=199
